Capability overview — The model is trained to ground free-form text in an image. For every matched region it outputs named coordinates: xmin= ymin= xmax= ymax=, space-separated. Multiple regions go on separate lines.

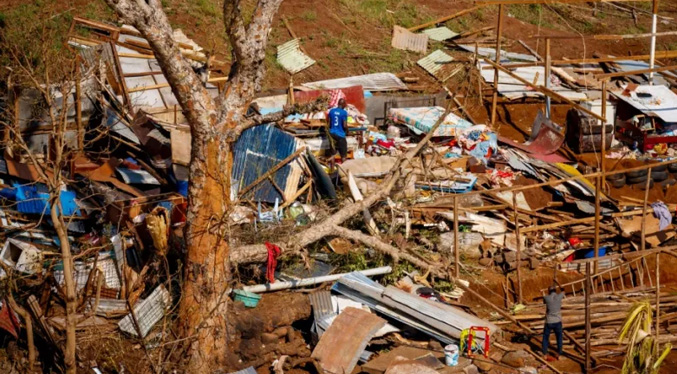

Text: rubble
xmin=5 ymin=3 xmax=677 ymax=373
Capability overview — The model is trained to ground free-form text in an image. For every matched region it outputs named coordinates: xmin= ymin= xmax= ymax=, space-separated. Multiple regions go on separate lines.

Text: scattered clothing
xmin=651 ymin=201 xmax=672 ymax=230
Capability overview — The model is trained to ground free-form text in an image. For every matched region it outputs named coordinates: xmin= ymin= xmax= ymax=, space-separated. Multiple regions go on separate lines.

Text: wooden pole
xmin=513 ymin=192 xmax=523 ymax=304
xmin=584 ymin=261 xmax=592 ymax=373
xmin=408 ymin=6 xmax=483 ymax=32
xmin=75 ymin=62 xmax=83 ymax=152
xmin=545 ymin=38 xmax=552 ymax=118
xmin=483 ymin=58 xmax=606 ymax=122
xmin=649 ymin=0 xmax=660 ymax=84
xmin=594 ymin=173 xmax=601 ymax=272
xmin=454 ymin=195 xmax=460 ymax=278
xmin=656 ymin=252 xmax=660 ymax=345
xmin=490 ymin=5 xmax=505 ymax=126
xmin=641 ymin=168 xmax=652 ymax=252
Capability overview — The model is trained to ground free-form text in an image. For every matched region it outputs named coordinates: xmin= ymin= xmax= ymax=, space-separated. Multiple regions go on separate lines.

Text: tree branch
xmin=225 ymin=96 xmax=329 ymax=141
xmin=230 ymin=103 xmax=456 ymax=265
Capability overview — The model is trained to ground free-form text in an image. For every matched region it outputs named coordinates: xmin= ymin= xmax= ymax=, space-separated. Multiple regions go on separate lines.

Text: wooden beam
xmin=480 ymin=50 xmax=677 ymax=69
xmin=475 ymin=0 xmax=651 ymax=5
xmin=595 ymin=64 xmax=677 ymax=79
xmin=453 ymin=195 xmax=460 ymax=278
xmin=483 ymin=58 xmax=606 ymax=122
xmin=126 ymin=77 xmax=229 ymax=93
xmin=491 ymin=5 xmax=505 ymax=125
xmin=408 ymin=6 xmax=484 ymax=32
xmin=237 ymin=147 xmax=307 ymax=198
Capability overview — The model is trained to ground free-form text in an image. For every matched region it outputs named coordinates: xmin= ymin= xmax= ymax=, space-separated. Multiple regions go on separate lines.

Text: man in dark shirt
xmin=542 ymin=286 xmax=564 ymax=360
xmin=327 ymin=98 xmax=348 ymax=166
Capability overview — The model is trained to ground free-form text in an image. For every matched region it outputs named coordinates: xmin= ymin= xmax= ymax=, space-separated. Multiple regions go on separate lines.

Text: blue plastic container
xmin=233 ymin=290 xmax=261 ymax=308
xmin=582 ymin=246 xmax=608 ymax=259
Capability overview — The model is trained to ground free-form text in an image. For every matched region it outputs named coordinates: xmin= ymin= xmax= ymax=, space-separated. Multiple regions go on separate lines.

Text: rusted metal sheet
xmin=498 ymin=111 xmax=569 ymax=163
xmin=302 ymin=73 xmax=407 ymax=91
xmin=417 ymin=50 xmax=458 ymax=82
xmin=391 ymin=26 xmax=428 ymax=54
xmin=294 ymin=85 xmax=365 ymax=112
xmin=312 ymin=307 xmax=386 ymax=374
xmin=277 ymin=38 xmax=316 ymax=75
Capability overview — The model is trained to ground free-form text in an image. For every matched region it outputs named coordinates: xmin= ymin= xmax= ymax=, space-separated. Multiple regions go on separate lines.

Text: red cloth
xmin=0 ymin=300 xmax=20 ymax=339
xmin=265 ymin=242 xmax=281 ymax=284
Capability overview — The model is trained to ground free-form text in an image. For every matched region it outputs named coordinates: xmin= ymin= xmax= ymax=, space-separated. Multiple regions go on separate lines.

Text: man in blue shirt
xmin=328 ymin=98 xmax=348 ymax=165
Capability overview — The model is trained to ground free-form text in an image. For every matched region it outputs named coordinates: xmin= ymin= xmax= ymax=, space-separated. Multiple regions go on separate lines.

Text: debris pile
xmin=3 ymin=9 xmax=677 ymax=374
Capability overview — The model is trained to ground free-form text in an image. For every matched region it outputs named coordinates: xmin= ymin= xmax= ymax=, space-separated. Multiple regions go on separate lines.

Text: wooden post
xmin=656 ymin=252 xmax=660 ymax=345
xmin=513 ymin=192 xmax=523 ymax=304
xmin=584 ymin=261 xmax=592 ymax=373
xmin=454 ymin=195 xmax=460 ymax=278
xmin=75 ymin=62 xmax=84 ymax=152
xmin=593 ymin=175 xmax=601 ymax=272
xmin=641 ymin=168 xmax=652 ymax=252
xmin=649 ymin=0 xmax=661 ymax=84
xmin=545 ymin=38 xmax=552 ymax=118
xmin=490 ymin=4 xmax=505 ymax=126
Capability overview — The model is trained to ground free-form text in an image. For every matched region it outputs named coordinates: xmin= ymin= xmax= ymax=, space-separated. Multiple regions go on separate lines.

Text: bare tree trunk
xmin=51 ymin=198 xmax=77 ymax=374
xmin=105 ymin=0 xmax=284 ymax=370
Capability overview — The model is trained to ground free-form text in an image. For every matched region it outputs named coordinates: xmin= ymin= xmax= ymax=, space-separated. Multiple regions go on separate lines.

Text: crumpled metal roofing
xmin=302 ymin=73 xmax=408 ymax=91
xmin=391 ymin=26 xmax=428 ymax=54
xmin=417 ymin=50 xmax=457 ymax=81
xmin=422 ymin=26 xmax=458 ymax=41
xmin=277 ymin=39 xmax=316 ymax=75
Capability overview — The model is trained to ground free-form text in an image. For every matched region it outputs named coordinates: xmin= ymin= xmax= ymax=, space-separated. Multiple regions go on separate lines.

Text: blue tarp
xmin=0 ymin=184 xmax=80 ymax=216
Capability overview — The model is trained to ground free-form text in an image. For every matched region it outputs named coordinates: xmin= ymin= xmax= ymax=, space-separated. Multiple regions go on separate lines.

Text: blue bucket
xmin=233 ymin=290 xmax=261 ymax=308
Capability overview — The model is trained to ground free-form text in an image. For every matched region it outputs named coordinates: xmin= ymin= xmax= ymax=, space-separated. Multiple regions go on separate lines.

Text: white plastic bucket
xmin=444 ymin=344 xmax=459 ymax=366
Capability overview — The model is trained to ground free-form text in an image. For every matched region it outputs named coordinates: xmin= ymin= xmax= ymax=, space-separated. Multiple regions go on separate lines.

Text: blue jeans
xmin=542 ymin=322 xmax=563 ymax=356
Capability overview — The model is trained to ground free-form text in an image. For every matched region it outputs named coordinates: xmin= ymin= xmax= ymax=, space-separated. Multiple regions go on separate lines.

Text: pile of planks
xmin=494 ymin=288 xmax=677 ymax=357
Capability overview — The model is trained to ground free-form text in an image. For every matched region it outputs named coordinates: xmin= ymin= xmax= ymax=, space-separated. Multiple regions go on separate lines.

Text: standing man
xmin=328 ymin=98 xmax=348 ymax=167
xmin=542 ymin=286 xmax=564 ymax=361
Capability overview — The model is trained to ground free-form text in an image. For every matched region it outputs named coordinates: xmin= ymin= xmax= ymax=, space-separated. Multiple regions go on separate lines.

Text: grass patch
xmin=339 ymin=0 xmax=433 ymax=28
xmin=508 ymin=4 xmax=553 ymax=28
xmin=302 ymin=10 xmax=317 ymax=22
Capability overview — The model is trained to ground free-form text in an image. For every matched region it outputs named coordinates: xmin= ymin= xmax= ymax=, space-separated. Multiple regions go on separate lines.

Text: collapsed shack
xmin=4 ymin=6 xmax=677 ymax=374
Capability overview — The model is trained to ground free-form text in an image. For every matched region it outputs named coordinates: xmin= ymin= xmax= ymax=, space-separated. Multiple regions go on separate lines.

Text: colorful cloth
xmin=388 ymin=106 xmax=473 ymax=137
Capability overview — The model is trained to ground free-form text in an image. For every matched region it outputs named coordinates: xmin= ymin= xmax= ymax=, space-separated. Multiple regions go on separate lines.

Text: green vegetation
xmin=508 ymin=4 xmax=553 ymax=28
xmin=338 ymin=0 xmax=433 ymax=28
xmin=302 ymin=10 xmax=317 ymax=22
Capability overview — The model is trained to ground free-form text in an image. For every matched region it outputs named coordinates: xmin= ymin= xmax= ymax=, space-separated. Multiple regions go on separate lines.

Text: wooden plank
xmin=595 ymin=64 xmax=677 ymax=79
xmin=408 ymin=6 xmax=484 ymax=32
xmin=237 ymin=147 xmax=307 ymax=198
xmin=476 ymin=0 xmax=650 ymax=5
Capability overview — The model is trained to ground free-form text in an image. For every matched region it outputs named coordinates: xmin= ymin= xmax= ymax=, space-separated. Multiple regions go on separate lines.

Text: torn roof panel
xmin=458 ymin=44 xmax=537 ymax=62
xmin=302 ymin=73 xmax=407 ymax=91
xmin=479 ymin=62 xmax=589 ymax=101
xmin=391 ymin=26 xmax=428 ymax=54
xmin=417 ymin=50 xmax=457 ymax=81
xmin=421 ymin=26 xmax=458 ymax=42
xmin=277 ymin=39 xmax=316 ymax=75
xmin=614 ymin=84 xmax=677 ymax=123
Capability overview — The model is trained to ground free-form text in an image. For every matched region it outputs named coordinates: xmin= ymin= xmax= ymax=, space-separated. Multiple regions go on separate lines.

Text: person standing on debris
xmin=542 ymin=286 xmax=564 ymax=361
xmin=328 ymin=98 xmax=349 ymax=167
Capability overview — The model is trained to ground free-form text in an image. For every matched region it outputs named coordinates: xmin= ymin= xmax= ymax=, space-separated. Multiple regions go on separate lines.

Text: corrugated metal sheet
xmin=391 ymin=26 xmax=428 ymax=54
xmin=302 ymin=73 xmax=407 ymax=91
xmin=417 ymin=50 xmax=457 ymax=81
xmin=294 ymin=85 xmax=366 ymax=112
xmin=277 ymin=39 xmax=316 ymax=74
xmin=422 ymin=26 xmax=458 ymax=41
xmin=309 ymin=291 xmax=335 ymax=337
xmin=311 ymin=307 xmax=386 ymax=374
xmin=613 ymin=84 xmax=677 ymax=123
xmin=227 ymin=367 xmax=257 ymax=374
xmin=458 ymin=44 xmax=538 ymax=62
xmin=119 ymin=285 xmax=170 ymax=338
xmin=232 ymin=124 xmax=305 ymax=203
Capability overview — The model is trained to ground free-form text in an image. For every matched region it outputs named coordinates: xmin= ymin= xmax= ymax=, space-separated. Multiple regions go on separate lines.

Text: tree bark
xmin=105 ymin=0 xmax=283 ymax=371
xmin=51 ymin=197 xmax=77 ymax=374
